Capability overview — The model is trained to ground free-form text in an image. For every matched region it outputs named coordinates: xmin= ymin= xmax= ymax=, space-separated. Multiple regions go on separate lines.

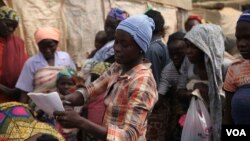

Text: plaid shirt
xmin=84 ymin=61 xmax=158 ymax=141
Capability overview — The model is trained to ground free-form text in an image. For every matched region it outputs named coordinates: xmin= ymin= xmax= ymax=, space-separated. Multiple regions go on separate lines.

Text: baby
xmin=88 ymin=30 xmax=107 ymax=58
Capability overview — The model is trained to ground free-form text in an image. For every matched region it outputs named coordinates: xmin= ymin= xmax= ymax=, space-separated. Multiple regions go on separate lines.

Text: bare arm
xmin=58 ymin=75 xmax=157 ymax=141
xmin=0 ymin=84 xmax=20 ymax=98
xmin=19 ymin=90 xmax=29 ymax=103
xmin=56 ymin=89 xmax=108 ymax=140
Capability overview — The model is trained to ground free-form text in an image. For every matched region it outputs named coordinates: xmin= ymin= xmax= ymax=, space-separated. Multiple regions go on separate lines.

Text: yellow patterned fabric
xmin=0 ymin=6 xmax=19 ymax=22
xmin=90 ymin=62 xmax=111 ymax=76
xmin=0 ymin=102 xmax=65 ymax=141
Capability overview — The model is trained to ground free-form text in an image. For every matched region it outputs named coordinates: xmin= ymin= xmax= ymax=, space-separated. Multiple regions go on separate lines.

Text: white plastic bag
xmin=181 ymin=96 xmax=211 ymax=141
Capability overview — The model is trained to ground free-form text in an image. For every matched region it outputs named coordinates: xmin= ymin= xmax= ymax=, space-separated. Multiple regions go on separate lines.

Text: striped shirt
xmin=84 ymin=61 xmax=158 ymax=141
xmin=158 ymin=61 xmax=180 ymax=95
xmin=224 ymin=60 xmax=250 ymax=92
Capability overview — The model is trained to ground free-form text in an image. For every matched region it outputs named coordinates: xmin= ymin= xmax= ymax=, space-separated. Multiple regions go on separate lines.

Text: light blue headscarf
xmin=116 ymin=14 xmax=155 ymax=53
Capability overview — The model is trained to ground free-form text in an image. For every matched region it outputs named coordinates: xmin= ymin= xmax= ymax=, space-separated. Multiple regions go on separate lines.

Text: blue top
xmin=145 ymin=35 xmax=170 ymax=87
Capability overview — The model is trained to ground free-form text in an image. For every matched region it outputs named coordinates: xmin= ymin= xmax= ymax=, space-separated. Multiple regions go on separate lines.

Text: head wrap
xmin=116 ymin=14 xmax=155 ymax=53
xmin=185 ymin=24 xmax=224 ymax=141
xmin=0 ymin=6 xmax=19 ymax=22
xmin=186 ymin=15 xmax=203 ymax=23
xmin=57 ymin=67 xmax=76 ymax=79
xmin=0 ymin=102 xmax=65 ymax=141
xmin=237 ymin=9 xmax=250 ymax=23
xmin=90 ymin=62 xmax=111 ymax=76
xmin=108 ymin=8 xmax=129 ymax=21
xmin=34 ymin=27 xmax=60 ymax=44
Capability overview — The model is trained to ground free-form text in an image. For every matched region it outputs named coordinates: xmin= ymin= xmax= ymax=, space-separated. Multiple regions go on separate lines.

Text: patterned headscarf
xmin=90 ymin=62 xmax=111 ymax=76
xmin=185 ymin=24 xmax=224 ymax=141
xmin=108 ymin=8 xmax=129 ymax=21
xmin=0 ymin=102 xmax=65 ymax=141
xmin=57 ymin=67 xmax=76 ymax=79
xmin=238 ymin=9 xmax=250 ymax=23
xmin=0 ymin=6 xmax=19 ymax=22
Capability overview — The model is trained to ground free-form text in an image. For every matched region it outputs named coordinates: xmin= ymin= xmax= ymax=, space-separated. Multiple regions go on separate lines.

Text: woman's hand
xmin=194 ymin=83 xmax=209 ymax=102
xmin=54 ymin=108 xmax=108 ymax=140
xmin=35 ymin=109 xmax=45 ymax=122
xmin=54 ymin=107 xmax=84 ymax=129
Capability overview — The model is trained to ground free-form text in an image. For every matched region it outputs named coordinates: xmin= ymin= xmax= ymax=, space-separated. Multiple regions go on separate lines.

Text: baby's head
xmin=95 ymin=30 xmax=107 ymax=50
xmin=56 ymin=68 xmax=76 ymax=96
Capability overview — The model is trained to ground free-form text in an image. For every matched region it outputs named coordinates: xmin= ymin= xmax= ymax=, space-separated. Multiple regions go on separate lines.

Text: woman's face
xmin=0 ymin=19 xmax=18 ymax=38
xmin=104 ymin=16 xmax=120 ymax=41
xmin=236 ymin=21 xmax=250 ymax=59
xmin=168 ymin=40 xmax=186 ymax=68
xmin=185 ymin=40 xmax=204 ymax=64
xmin=38 ymin=39 xmax=58 ymax=60
xmin=114 ymin=29 xmax=141 ymax=65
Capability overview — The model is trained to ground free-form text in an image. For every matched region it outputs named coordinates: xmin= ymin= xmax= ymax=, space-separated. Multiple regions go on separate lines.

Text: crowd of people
xmin=0 ymin=4 xmax=249 ymax=141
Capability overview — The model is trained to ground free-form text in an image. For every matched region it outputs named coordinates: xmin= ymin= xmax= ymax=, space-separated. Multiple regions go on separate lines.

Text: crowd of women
xmin=0 ymin=4 xmax=250 ymax=141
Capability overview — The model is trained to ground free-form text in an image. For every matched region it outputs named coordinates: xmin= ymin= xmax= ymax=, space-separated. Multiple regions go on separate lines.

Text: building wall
xmin=4 ymin=0 xmax=189 ymax=68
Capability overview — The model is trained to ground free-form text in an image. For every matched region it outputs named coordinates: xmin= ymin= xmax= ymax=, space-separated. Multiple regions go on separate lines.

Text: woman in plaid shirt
xmin=54 ymin=15 xmax=158 ymax=141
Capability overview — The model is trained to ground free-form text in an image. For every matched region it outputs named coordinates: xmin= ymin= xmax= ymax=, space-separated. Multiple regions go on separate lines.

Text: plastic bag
xmin=181 ymin=96 xmax=211 ymax=141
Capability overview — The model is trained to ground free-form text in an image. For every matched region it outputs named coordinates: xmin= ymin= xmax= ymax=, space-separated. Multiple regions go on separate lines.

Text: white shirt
xmin=16 ymin=51 xmax=76 ymax=92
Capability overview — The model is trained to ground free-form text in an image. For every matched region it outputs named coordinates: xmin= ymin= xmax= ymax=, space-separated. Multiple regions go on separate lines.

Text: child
xmin=56 ymin=68 xmax=77 ymax=96
xmin=88 ymin=62 xmax=111 ymax=124
xmin=78 ymin=61 xmax=111 ymax=141
xmin=56 ymin=68 xmax=79 ymax=141
xmin=88 ymin=31 xmax=107 ymax=58
xmin=223 ymin=10 xmax=250 ymax=125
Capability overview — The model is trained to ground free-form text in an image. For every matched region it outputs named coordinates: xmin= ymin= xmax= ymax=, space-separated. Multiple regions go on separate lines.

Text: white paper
xmin=28 ymin=92 xmax=65 ymax=116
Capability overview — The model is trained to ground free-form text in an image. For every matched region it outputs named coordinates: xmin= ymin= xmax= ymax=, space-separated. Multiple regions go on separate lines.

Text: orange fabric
xmin=34 ymin=27 xmax=60 ymax=43
xmin=224 ymin=60 xmax=250 ymax=92
xmin=33 ymin=66 xmax=64 ymax=93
